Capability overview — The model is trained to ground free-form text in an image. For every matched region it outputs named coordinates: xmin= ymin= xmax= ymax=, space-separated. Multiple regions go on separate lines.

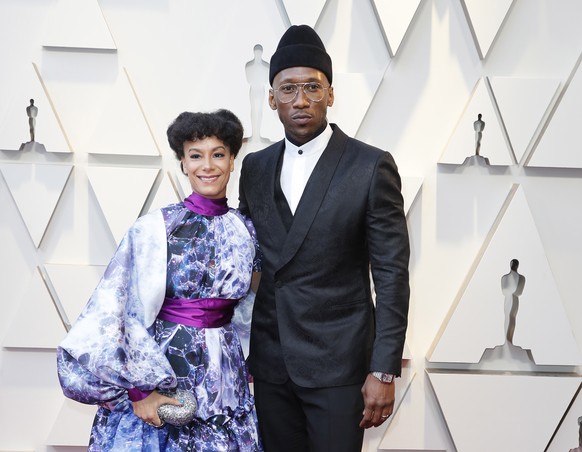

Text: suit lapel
xmin=276 ymin=125 xmax=349 ymax=272
xmin=259 ymin=141 xmax=291 ymax=243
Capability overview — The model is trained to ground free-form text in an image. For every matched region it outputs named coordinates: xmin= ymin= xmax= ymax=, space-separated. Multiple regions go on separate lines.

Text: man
xmin=239 ymin=24 xmax=410 ymax=452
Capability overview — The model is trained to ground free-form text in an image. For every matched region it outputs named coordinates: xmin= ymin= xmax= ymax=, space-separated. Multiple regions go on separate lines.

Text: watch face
xmin=373 ymin=372 xmax=394 ymax=383
xmin=381 ymin=374 xmax=394 ymax=383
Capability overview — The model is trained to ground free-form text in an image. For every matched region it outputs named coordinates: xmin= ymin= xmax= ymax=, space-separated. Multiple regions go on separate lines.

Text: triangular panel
xmin=528 ymin=59 xmax=582 ymax=168
xmin=0 ymin=63 xmax=71 ymax=153
xmin=2 ymin=267 xmax=66 ymax=348
xmin=174 ymin=168 xmax=191 ymax=201
xmin=86 ymin=166 xmax=159 ymax=244
xmin=489 ymin=76 xmax=560 ymax=164
xmin=428 ymin=372 xmax=582 ymax=452
xmin=371 ymin=0 xmax=422 ymax=56
xmin=546 ymin=384 xmax=582 ymax=451
xmin=461 ymin=0 xmax=515 ymax=59
xmin=439 ymin=78 xmax=511 ymax=165
xmin=365 ymin=365 xmax=416 ymax=451
xmin=401 ymin=176 xmax=423 ymax=216
xmin=378 ymin=373 xmax=449 ymax=451
xmin=0 ymin=162 xmax=72 ymax=247
xmin=327 ymin=71 xmax=384 ymax=138
xmin=86 ymin=69 xmax=159 ymax=156
xmin=148 ymin=172 xmax=181 ymax=213
xmin=281 ymin=0 xmax=328 ymax=27
xmin=46 ymin=398 xmax=96 ymax=446
xmin=430 ymin=186 xmax=582 ymax=366
xmin=44 ymin=263 xmax=106 ymax=328
xmin=42 ymin=0 xmax=116 ymax=50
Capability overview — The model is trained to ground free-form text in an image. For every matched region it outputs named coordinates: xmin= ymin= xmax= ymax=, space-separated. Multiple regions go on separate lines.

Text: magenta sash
xmin=157 ymin=297 xmax=238 ymax=328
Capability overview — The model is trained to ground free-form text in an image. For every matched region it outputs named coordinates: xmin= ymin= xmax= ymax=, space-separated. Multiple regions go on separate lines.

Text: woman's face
xmin=181 ymin=136 xmax=234 ymax=199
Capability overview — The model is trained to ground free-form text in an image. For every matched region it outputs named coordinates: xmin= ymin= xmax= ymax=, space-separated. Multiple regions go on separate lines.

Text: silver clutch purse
xmin=157 ymin=389 xmax=197 ymax=426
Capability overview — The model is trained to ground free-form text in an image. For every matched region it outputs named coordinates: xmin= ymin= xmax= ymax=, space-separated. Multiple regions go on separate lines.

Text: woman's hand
xmin=132 ymin=390 xmax=182 ymax=427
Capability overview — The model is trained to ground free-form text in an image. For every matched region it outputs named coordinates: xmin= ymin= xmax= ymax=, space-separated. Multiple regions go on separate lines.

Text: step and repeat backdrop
xmin=1 ymin=1 xmax=582 ymax=451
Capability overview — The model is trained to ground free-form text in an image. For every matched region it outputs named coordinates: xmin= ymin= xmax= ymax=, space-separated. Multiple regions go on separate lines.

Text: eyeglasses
xmin=273 ymin=82 xmax=329 ymax=103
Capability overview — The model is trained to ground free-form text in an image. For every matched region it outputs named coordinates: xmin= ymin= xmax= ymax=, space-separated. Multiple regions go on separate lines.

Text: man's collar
xmin=284 ymin=123 xmax=333 ymax=156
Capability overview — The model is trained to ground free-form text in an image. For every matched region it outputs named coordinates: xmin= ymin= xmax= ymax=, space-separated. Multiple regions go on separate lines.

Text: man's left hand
xmin=359 ymin=373 xmax=395 ymax=429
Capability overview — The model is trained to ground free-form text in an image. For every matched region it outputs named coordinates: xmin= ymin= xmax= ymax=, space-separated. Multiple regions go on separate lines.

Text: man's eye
xmin=280 ymin=85 xmax=296 ymax=93
xmin=305 ymin=83 xmax=321 ymax=92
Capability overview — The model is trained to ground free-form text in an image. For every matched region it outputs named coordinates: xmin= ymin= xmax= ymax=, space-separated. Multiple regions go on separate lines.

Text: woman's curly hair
xmin=167 ymin=109 xmax=244 ymax=159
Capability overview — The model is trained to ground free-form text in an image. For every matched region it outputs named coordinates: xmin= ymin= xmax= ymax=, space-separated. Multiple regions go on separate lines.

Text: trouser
xmin=253 ymin=378 xmax=365 ymax=452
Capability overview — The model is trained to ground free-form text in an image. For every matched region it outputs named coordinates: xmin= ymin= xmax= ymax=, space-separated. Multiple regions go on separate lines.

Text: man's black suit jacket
xmin=239 ymin=124 xmax=409 ymax=388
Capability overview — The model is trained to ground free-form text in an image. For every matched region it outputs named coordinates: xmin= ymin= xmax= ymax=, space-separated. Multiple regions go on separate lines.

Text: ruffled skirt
xmin=88 ymin=320 xmax=262 ymax=451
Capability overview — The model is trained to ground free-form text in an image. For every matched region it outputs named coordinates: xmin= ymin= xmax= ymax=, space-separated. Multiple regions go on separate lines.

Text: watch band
xmin=371 ymin=372 xmax=394 ymax=383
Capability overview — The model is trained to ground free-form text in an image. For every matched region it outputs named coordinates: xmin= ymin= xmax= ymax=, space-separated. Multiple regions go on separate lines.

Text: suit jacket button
xmin=275 ymin=281 xmax=282 ymax=288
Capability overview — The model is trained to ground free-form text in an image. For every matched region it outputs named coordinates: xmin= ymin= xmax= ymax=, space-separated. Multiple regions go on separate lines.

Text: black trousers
xmin=253 ymin=378 xmax=365 ymax=452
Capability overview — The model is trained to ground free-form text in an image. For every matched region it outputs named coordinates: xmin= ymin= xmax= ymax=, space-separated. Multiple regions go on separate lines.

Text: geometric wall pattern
xmin=46 ymin=399 xmax=97 ymax=447
xmin=0 ymin=161 xmax=72 ymax=247
xmin=460 ymin=0 xmax=515 ymax=59
xmin=280 ymin=0 xmax=327 ymax=27
xmin=2 ymin=1 xmax=582 ymax=451
xmin=42 ymin=0 xmax=116 ymax=51
xmin=439 ymin=77 xmax=512 ymax=165
xmin=85 ymin=68 xmax=160 ymax=156
xmin=528 ymin=55 xmax=582 ymax=168
xmin=547 ymin=390 xmax=582 ymax=452
xmin=0 ymin=63 xmax=71 ymax=153
xmin=429 ymin=185 xmax=582 ymax=366
xmin=440 ymin=76 xmax=560 ymax=166
xmin=86 ymin=166 xmax=160 ymax=244
xmin=2 ymin=266 xmax=66 ymax=349
xmin=489 ymin=76 xmax=560 ymax=164
xmin=371 ymin=0 xmax=422 ymax=56
xmin=428 ymin=372 xmax=582 ymax=452
xmin=44 ymin=263 xmax=107 ymax=328
xmin=328 ymin=71 xmax=385 ymax=137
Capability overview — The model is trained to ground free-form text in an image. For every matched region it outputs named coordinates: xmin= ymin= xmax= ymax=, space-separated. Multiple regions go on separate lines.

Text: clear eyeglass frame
xmin=273 ymin=82 xmax=329 ymax=103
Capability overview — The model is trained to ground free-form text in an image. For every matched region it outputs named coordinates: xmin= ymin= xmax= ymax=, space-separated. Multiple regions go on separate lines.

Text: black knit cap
xmin=269 ymin=24 xmax=333 ymax=86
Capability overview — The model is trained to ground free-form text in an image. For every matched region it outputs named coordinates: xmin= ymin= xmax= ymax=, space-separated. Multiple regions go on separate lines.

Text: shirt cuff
xmin=127 ymin=388 xmax=153 ymax=402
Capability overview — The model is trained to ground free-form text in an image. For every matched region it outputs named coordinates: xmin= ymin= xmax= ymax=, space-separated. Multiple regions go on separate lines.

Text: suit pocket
xmin=328 ymin=297 xmax=369 ymax=310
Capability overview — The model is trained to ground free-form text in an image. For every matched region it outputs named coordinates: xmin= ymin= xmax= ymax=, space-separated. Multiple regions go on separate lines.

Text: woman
xmin=57 ymin=109 xmax=263 ymax=451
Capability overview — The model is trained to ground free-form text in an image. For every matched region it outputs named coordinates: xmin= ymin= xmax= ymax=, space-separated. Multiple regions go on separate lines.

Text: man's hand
xmin=359 ymin=373 xmax=395 ymax=429
xmin=132 ymin=390 xmax=182 ymax=427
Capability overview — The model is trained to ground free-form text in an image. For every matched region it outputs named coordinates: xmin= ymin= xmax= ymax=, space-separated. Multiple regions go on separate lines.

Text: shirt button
xmin=298 ymin=149 xmax=303 ymax=155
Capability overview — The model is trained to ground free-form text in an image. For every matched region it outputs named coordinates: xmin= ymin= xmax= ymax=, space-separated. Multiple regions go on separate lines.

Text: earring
xmin=180 ymin=162 xmax=187 ymax=176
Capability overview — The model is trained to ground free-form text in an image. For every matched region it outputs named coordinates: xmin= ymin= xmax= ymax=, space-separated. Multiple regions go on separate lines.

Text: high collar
xmin=183 ymin=192 xmax=229 ymax=216
xmin=284 ymin=123 xmax=333 ymax=156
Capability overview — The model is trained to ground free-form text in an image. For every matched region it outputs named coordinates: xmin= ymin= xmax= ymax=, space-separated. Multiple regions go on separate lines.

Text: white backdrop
xmin=1 ymin=1 xmax=582 ymax=451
